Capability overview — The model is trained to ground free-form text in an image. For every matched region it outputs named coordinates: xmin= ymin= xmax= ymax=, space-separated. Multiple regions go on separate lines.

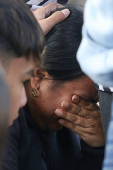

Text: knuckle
xmin=72 ymin=114 xmax=76 ymax=122
xmin=72 ymin=123 xmax=76 ymax=131
xmin=87 ymin=121 xmax=95 ymax=128
xmin=63 ymin=111 xmax=67 ymax=119
xmin=77 ymin=107 xmax=82 ymax=115
xmin=62 ymin=102 xmax=75 ymax=113
xmin=75 ymin=116 xmax=80 ymax=125
xmin=68 ymin=103 xmax=77 ymax=113
xmin=85 ymin=118 xmax=96 ymax=129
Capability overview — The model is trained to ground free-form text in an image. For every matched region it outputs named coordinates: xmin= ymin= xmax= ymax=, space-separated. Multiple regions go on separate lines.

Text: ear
xmin=30 ymin=68 xmax=45 ymax=90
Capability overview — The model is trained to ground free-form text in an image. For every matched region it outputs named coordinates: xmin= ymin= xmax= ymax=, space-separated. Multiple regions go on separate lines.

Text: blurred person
xmin=0 ymin=0 xmax=69 ymax=124
xmin=2 ymin=6 xmax=104 ymax=170
xmin=76 ymin=0 xmax=113 ymax=170
xmin=97 ymin=86 xmax=112 ymax=138
xmin=0 ymin=0 xmax=44 ymax=164
xmin=0 ymin=0 xmax=44 ymax=124
xmin=0 ymin=66 xmax=10 ymax=161
xmin=76 ymin=0 xmax=113 ymax=139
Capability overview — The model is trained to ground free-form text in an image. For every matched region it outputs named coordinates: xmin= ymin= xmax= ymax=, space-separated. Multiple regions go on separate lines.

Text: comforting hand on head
xmin=32 ymin=2 xmax=70 ymax=35
xmin=55 ymin=95 xmax=105 ymax=147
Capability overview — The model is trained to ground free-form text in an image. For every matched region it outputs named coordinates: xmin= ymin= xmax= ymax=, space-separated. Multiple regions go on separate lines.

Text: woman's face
xmin=26 ymin=71 xmax=98 ymax=131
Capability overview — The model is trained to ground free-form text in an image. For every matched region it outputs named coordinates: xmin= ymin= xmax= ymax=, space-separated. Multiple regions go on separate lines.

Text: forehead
xmin=14 ymin=56 xmax=35 ymax=67
xmin=50 ymin=77 xmax=95 ymax=100
xmin=66 ymin=77 xmax=96 ymax=100
xmin=9 ymin=56 xmax=35 ymax=72
xmin=4 ymin=56 xmax=36 ymax=83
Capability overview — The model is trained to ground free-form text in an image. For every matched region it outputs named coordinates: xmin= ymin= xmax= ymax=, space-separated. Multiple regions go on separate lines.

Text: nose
xmin=20 ymin=87 xmax=27 ymax=108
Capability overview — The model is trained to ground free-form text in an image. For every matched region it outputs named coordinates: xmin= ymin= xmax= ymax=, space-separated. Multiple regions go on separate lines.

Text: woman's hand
xmin=32 ymin=2 xmax=70 ymax=35
xmin=55 ymin=95 xmax=105 ymax=147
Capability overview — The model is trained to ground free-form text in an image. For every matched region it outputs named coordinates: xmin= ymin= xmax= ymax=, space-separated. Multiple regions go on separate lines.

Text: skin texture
xmin=33 ymin=2 xmax=70 ymax=35
xmin=2 ymin=56 xmax=35 ymax=125
xmin=55 ymin=95 xmax=105 ymax=147
xmin=25 ymin=68 xmax=104 ymax=147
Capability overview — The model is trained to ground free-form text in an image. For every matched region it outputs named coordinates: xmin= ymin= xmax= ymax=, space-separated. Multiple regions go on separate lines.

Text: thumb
xmin=39 ymin=9 xmax=70 ymax=35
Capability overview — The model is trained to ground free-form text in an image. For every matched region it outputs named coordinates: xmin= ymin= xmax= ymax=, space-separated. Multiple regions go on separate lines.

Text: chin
xmin=51 ymin=125 xmax=62 ymax=131
xmin=47 ymin=121 xmax=63 ymax=131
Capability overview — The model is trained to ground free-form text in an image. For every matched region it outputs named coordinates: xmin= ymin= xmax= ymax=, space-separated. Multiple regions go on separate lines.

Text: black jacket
xmin=2 ymin=108 xmax=104 ymax=170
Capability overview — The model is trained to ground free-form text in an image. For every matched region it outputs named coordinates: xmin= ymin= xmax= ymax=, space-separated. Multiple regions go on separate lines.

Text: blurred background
xmin=69 ymin=0 xmax=86 ymax=6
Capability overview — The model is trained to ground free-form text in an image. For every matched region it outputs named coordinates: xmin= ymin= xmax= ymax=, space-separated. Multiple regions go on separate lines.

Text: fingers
xmin=43 ymin=2 xmax=64 ymax=18
xmin=58 ymin=119 xmax=91 ymax=137
xmin=55 ymin=95 xmax=104 ymax=147
xmin=32 ymin=2 xmax=70 ymax=35
xmin=55 ymin=109 xmax=94 ymax=128
xmin=72 ymin=95 xmax=99 ymax=111
xmin=38 ymin=9 xmax=70 ymax=35
xmin=61 ymin=101 xmax=86 ymax=117
xmin=59 ymin=118 xmax=105 ymax=147
xmin=33 ymin=2 xmax=64 ymax=20
xmin=60 ymin=101 xmax=98 ymax=118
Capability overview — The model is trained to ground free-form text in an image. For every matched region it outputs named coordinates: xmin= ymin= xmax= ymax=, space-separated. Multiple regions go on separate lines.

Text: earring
xmin=32 ymin=87 xmax=38 ymax=98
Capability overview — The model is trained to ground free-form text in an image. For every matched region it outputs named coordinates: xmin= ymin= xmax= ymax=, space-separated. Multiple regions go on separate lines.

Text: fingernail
xmin=58 ymin=119 xmax=64 ymax=125
xmin=61 ymin=102 xmax=69 ymax=109
xmin=55 ymin=109 xmax=63 ymax=116
xmin=61 ymin=9 xmax=70 ymax=17
xmin=72 ymin=95 xmax=79 ymax=102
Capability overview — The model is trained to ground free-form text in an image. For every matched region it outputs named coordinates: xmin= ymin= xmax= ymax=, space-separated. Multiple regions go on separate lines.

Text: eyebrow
xmin=26 ymin=69 xmax=34 ymax=76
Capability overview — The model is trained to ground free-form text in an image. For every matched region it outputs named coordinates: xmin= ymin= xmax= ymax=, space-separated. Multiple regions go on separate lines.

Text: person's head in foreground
xmin=0 ymin=67 xmax=10 ymax=160
xmin=25 ymin=5 xmax=98 ymax=131
xmin=0 ymin=0 xmax=44 ymax=124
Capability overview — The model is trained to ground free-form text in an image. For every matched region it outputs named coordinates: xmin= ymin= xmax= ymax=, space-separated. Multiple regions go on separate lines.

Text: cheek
xmin=38 ymin=88 xmax=72 ymax=116
xmin=37 ymin=94 xmax=58 ymax=116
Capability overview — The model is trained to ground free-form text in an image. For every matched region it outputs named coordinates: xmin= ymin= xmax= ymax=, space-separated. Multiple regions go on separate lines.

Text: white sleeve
xmin=77 ymin=0 xmax=113 ymax=87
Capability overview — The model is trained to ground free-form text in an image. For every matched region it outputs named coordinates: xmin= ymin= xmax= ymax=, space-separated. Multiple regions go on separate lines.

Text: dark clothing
xmin=98 ymin=91 xmax=113 ymax=139
xmin=95 ymin=84 xmax=113 ymax=139
xmin=2 ymin=108 xmax=104 ymax=170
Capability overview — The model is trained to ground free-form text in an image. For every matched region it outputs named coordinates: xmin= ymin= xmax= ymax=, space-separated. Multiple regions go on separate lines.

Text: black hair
xmin=42 ymin=4 xmax=85 ymax=81
xmin=0 ymin=0 xmax=44 ymax=62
